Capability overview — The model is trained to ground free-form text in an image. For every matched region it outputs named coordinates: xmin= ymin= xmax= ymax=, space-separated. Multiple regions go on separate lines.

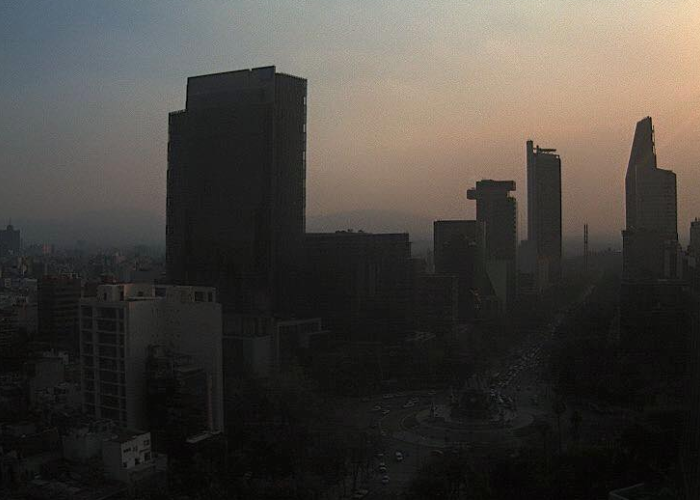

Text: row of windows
xmin=84 ymin=404 xmax=126 ymax=422
xmin=82 ymin=319 xmax=125 ymax=332
xmin=81 ymin=307 xmax=125 ymax=319
xmin=84 ymin=369 xmax=126 ymax=384
xmin=82 ymin=331 xmax=125 ymax=344
xmin=83 ymin=392 xmax=126 ymax=409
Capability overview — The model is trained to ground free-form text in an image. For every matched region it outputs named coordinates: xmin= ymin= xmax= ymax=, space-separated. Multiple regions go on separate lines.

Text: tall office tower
xmin=467 ymin=180 xmax=517 ymax=309
xmin=79 ymin=284 xmax=223 ymax=432
xmin=166 ymin=66 xmax=307 ymax=315
xmin=622 ymin=117 xmax=679 ymax=280
xmin=38 ymin=274 xmax=82 ymax=353
xmin=690 ymin=219 xmax=700 ymax=258
xmin=433 ymin=220 xmax=488 ymax=321
xmin=583 ymin=223 xmax=589 ymax=274
xmin=0 ymin=223 xmax=20 ymax=257
xmin=302 ymin=231 xmax=411 ymax=342
xmin=526 ymin=140 xmax=562 ymax=283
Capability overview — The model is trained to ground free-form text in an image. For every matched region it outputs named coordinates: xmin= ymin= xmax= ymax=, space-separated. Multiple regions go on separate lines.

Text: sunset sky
xmin=2 ymin=1 xmax=700 ymax=247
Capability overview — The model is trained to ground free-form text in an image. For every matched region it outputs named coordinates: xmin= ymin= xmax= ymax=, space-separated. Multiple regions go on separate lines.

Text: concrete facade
xmin=79 ymin=284 xmax=223 ymax=432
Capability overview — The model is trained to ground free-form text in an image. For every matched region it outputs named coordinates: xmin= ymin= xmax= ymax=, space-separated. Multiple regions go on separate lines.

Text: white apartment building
xmin=79 ymin=284 xmax=223 ymax=432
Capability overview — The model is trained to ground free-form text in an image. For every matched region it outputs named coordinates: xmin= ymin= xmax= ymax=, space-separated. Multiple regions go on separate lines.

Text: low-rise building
xmin=102 ymin=429 xmax=154 ymax=484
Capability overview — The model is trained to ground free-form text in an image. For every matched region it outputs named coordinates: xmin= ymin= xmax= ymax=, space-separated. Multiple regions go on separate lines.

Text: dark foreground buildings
xmin=433 ymin=220 xmax=490 ymax=320
xmin=166 ymin=66 xmax=307 ymax=315
xmin=302 ymin=231 xmax=411 ymax=342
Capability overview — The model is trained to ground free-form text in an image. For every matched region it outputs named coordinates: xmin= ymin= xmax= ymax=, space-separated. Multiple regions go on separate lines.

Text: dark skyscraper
xmin=622 ymin=116 xmax=679 ymax=281
xmin=526 ymin=140 xmax=562 ymax=283
xmin=0 ymin=223 xmax=20 ymax=257
xmin=166 ymin=66 xmax=307 ymax=314
xmin=303 ymin=231 xmax=411 ymax=342
xmin=38 ymin=274 xmax=82 ymax=352
xmin=690 ymin=219 xmax=700 ymax=258
xmin=467 ymin=180 xmax=517 ymax=309
xmin=433 ymin=220 xmax=487 ymax=320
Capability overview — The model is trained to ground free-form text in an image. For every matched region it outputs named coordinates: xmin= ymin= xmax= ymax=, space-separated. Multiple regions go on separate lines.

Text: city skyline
xmin=2 ymin=2 xmax=700 ymax=248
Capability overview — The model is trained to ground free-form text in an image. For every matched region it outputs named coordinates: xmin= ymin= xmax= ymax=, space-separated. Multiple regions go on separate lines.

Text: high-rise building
xmin=690 ymin=219 xmax=700 ymax=258
xmin=302 ymin=231 xmax=411 ymax=342
xmin=622 ymin=117 xmax=680 ymax=281
xmin=467 ymin=180 xmax=517 ymax=309
xmin=166 ymin=66 xmax=307 ymax=315
xmin=79 ymin=284 xmax=223 ymax=432
xmin=433 ymin=220 xmax=489 ymax=320
xmin=412 ymin=274 xmax=459 ymax=339
xmin=38 ymin=274 xmax=82 ymax=353
xmin=526 ymin=141 xmax=562 ymax=283
xmin=0 ymin=223 xmax=20 ymax=258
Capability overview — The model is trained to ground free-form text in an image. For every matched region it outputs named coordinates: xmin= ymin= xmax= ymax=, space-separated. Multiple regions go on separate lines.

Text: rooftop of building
xmin=84 ymin=283 xmax=218 ymax=304
xmin=186 ymin=430 xmax=223 ymax=445
xmin=609 ymin=482 xmax=676 ymax=499
xmin=187 ymin=65 xmax=306 ymax=83
xmin=107 ymin=429 xmax=149 ymax=445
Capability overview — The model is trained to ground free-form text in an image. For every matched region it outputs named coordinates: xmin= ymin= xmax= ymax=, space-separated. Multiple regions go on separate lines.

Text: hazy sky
xmin=2 ymin=1 xmax=700 ymax=246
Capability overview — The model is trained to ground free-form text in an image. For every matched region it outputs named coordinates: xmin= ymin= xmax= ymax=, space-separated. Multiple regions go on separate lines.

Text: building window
xmin=99 ymin=333 xmax=117 ymax=344
xmin=97 ymin=320 xmax=116 ymax=332
xmin=98 ymin=308 xmax=117 ymax=319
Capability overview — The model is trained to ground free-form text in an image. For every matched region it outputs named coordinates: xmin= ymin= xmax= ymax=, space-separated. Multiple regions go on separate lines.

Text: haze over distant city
xmin=2 ymin=1 xmax=700 ymax=248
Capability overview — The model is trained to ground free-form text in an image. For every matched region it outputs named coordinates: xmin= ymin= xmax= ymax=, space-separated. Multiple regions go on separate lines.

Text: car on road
xmin=370 ymin=405 xmax=382 ymax=412
xmin=395 ymin=451 xmax=403 ymax=462
xmin=353 ymin=489 xmax=370 ymax=499
xmin=382 ymin=409 xmax=391 ymax=415
xmin=402 ymin=401 xmax=415 ymax=408
xmin=381 ymin=475 xmax=390 ymax=484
